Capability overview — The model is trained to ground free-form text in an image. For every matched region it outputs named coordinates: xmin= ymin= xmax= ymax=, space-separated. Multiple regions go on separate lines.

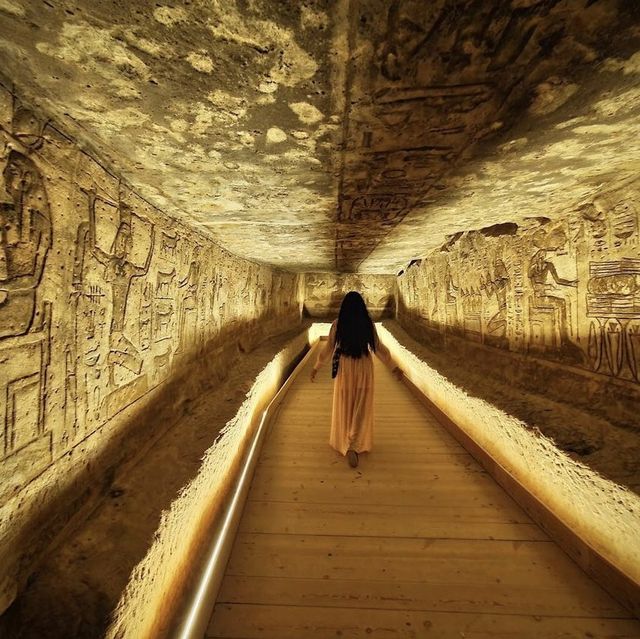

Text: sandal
xmin=346 ymin=449 xmax=359 ymax=468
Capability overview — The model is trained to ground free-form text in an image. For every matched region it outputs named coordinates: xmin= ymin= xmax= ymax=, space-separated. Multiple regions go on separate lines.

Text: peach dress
xmin=315 ymin=321 xmax=394 ymax=455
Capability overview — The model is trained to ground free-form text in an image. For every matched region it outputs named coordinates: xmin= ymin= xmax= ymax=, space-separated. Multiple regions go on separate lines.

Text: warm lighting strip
xmin=105 ymin=328 xmax=321 ymax=639
xmin=377 ymin=322 xmax=640 ymax=586
xmin=107 ymin=319 xmax=639 ymax=637
xmin=171 ymin=345 xmax=317 ymax=639
xmin=174 ymin=408 xmax=269 ymax=639
xmin=308 ymin=321 xmax=332 ymax=342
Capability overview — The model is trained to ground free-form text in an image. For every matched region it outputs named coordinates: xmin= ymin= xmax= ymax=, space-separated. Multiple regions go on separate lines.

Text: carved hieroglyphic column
xmin=0 ymin=106 xmax=53 ymax=497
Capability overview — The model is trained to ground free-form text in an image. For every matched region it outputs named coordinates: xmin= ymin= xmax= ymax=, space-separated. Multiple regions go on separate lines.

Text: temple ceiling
xmin=0 ymin=0 xmax=638 ymax=273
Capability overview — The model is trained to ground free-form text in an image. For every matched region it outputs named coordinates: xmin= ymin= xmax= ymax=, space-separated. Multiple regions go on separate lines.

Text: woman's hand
xmin=310 ymin=368 xmax=318 ymax=383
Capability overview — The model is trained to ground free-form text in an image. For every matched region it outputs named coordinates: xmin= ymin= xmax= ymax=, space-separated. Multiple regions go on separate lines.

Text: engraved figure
xmin=483 ymin=258 xmax=510 ymax=346
xmin=84 ymin=193 xmax=155 ymax=384
xmin=444 ymin=264 xmax=460 ymax=333
xmin=0 ymin=302 xmax=51 ymax=482
xmin=611 ymin=200 xmax=638 ymax=245
xmin=580 ymin=202 xmax=608 ymax=255
xmin=527 ymin=227 xmax=579 ymax=358
xmin=177 ymin=245 xmax=201 ymax=352
xmin=139 ymin=282 xmax=153 ymax=351
xmin=160 ymin=231 xmax=179 ymax=262
xmin=627 ymin=321 xmax=640 ymax=382
xmin=70 ymin=211 xmax=109 ymax=436
xmin=0 ymin=150 xmax=51 ymax=338
xmin=586 ymin=259 xmax=640 ymax=378
xmin=12 ymin=105 xmax=47 ymax=150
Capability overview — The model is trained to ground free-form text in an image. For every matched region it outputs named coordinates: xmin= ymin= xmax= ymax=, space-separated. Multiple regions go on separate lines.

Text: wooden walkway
xmin=207 ymin=347 xmax=640 ymax=638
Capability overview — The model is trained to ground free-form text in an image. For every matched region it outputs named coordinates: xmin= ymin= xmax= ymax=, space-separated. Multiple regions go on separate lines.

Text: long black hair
xmin=335 ymin=291 xmax=376 ymax=358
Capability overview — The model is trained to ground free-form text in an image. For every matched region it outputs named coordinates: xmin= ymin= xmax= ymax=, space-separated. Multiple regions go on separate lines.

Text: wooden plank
xmin=258 ymin=445 xmax=472 ymax=459
xmin=261 ymin=438 xmax=462 ymax=454
xmin=263 ymin=433 xmax=459 ymax=446
xmin=250 ymin=462 xmax=491 ymax=481
xmin=268 ymin=423 xmax=452 ymax=435
xmin=257 ymin=451 xmax=476 ymax=463
xmin=225 ymin=533 xmax=614 ymax=586
xmin=261 ymin=438 xmax=465 ymax=456
xmin=239 ymin=500 xmax=544 ymax=539
xmin=400 ymin=366 xmax=640 ymax=618
xmin=247 ymin=477 xmax=525 ymax=510
xmin=252 ymin=454 xmax=493 ymax=481
xmin=217 ymin=574 xmax=627 ymax=618
xmin=206 ymin=345 xmax=640 ymax=637
xmin=207 ymin=603 xmax=640 ymax=639
xmin=246 ymin=486 xmax=524 ymax=510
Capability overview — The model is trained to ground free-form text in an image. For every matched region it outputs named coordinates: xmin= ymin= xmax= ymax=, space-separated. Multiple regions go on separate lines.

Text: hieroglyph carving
xmin=0 ymin=90 xmax=303 ymax=621
xmin=0 ymin=150 xmax=51 ymax=337
xmin=582 ymin=197 xmax=640 ymax=381
xmin=303 ymin=273 xmax=396 ymax=319
xmin=0 ymin=122 xmax=53 ymax=478
xmin=68 ymin=188 xmax=155 ymax=438
xmin=398 ymin=181 xmax=640 ymax=383
xmin=336 ymin=0 xmax=608 ymax=270
xmin=177 ymin=245 xmax=201 ymax=353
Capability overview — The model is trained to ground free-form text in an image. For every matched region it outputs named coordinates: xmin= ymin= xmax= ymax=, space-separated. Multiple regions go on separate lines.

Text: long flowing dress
xmin=315 ymin=321 xmax=395 ymax=455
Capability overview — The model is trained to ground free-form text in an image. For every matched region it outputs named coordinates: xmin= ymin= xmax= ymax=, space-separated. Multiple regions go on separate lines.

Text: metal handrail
xmin=167 ymin=343 xmax=316 ymax=638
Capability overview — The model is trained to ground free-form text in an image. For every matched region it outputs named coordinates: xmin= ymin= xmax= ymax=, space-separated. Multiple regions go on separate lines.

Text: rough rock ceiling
xmin=0 ymin=0 xmax=638 ymax=273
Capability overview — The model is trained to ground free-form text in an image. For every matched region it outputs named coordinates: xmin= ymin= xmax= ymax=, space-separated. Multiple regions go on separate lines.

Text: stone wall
xmin=303 ymin=272 xmax=396 ymax=319
xmin=397 ymin=178 xmax=640 ymax=428
xmin=0 ymin=83 xmax=302 ymax=612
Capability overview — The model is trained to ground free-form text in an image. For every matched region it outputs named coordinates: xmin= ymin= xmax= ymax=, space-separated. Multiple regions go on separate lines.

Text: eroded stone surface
xmin=0 ymin=328 xmax=308 ymax=639
xmin=304 ymin=272 xmax=396 ymax=318
xmin=364 ymin=62 xmax=640 ymax=272
xmin=0 ymin=82 xmax=302 ymax=614
xmin=0 ymin=1 xmax=637 ymax=271
xmin=396 ymin=180 xmax=640 ymax=432
xmin=0 ymin=0 xmax=339 ymax=270
xmin=350 ymin=2 xmax=640 ymax=272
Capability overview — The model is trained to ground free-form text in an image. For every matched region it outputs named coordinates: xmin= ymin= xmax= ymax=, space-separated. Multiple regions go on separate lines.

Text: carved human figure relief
xmin=483 ymin=257 xmax=510 ymax=346
xmin=0 ymin=150 xmax=51 ymax=337
xmin=526 ymin=226 xmax=581 ymax=361
xmin=75 ymin=189 xmax=155 ymax=390
xmin=0 ymin=128 xmax=52 ymax=485
xmin=177 ymin=244 xmax=201 ymax=353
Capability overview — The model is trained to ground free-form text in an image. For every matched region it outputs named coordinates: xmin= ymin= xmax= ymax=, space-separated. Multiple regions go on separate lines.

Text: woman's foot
xmin=346 ymin=449 xmax=359 ymax=468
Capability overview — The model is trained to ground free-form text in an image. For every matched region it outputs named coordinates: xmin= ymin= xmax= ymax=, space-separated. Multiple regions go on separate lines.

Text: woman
xmin=310 ymin=291 xmax=402 ymax=468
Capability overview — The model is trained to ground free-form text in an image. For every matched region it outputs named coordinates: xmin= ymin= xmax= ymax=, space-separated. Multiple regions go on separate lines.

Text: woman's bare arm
xmin=311 ymin=321 xmax=337 ymax=380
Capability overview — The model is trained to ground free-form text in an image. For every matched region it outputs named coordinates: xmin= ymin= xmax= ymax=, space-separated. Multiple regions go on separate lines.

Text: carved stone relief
xmin=335 ymin=0 xmax=615 ymax=270
xmin=398 ymin=179 xmax=640 ymax=384
xmin=0 ymin=88 xmax=303 ymax=508
xmin=304 ymin=272 xmax=396 ymax=319
xmin=0 ymin=106 xmax=53 ymax=491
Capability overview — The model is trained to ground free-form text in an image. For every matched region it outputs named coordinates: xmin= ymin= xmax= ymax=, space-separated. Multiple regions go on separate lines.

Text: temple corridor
xmin=207 ymin=346 xmax=638 ymax=638
xmin=1 ymin=0 xmax=640 ymax=637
